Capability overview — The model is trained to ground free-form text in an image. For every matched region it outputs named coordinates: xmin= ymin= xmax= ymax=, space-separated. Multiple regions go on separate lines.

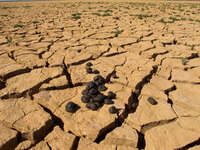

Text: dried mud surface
xmin=0 ymin=1 xmax=200 ymax=150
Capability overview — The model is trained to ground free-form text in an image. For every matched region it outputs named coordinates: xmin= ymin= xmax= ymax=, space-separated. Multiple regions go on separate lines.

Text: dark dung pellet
xmin=94 ymin=81 xmax=101 ymax=86
xmin=93 ymin=93 xmax=105 ymax=102
xmin=93 ymin=75 xmax=105 ymax=84
xmin=89 ymin=97 xmax=95 ymax=103
xmin=94 ymin=102 xmax=102 ymax=108
xmin=81 ymin=95 xmax=90 ymax=103
xmin=86 ymin=62 xmax=93 ymax=67
xmin=109 ymin=106 xmax=118 ymax=114
xmin=86 ymin=81 xmax=97 ymax=90
xmin=107 ymin=91 xmax=116 ymax=99
xmin=86 ymin=102 xmax=98 ymax=111
xmin=92 ymin=69 xmax=100 ymax=74
xmin=104 ymin=98 xmax=114 ymax=104
xmin=93 ymin=75 xmax=101 ymax=81
xmin=82 ymin=89 xmax=89 ymax=95
xmin=98 ymin=84 xmax=107 ymax=91
xmin=147 ymin=97 xmax=158 ymax=105
xmin=86 ymin=67 xmax=93 ymax=74
xmin=65 ymin=102 xmax=79 ymax=113
xmin=88 ymin=88 xmax=99 ymax=96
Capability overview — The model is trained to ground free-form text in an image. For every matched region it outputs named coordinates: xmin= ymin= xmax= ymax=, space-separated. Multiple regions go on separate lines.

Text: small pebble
xmin=147 ymin=97 xmax=158 ymax=105
xmin=104 ymin=99 xmax=114 ymax=104
xmin=109 ymin=106 xmax=118 ymax=114
xmin=107 ymin=91 xmax=116 ymax=99
xmin=65 ymin=102 xmax=79 ymax=113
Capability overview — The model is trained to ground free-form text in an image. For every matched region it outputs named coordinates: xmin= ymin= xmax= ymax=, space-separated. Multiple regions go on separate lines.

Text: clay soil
xmin=0 ymin=1 xmax=200 ymax=150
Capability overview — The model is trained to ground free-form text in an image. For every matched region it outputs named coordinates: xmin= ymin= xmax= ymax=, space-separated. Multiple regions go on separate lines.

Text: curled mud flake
xmin=86 ymin=67 xmax=93 ymax=74
xmin=98 ymin=84 xmax=107 ymax=91
xmin=147 ymin=97 xmax=158 ymax=105
xmin=81 ymin=95 xmax=90 ymax=103
xmin=104 ymin=98 xmax=114 ymax=105
xmin=86 ymin=102 xmax=98 ymax=111
xmin=92 ymin=69 xmax=100 ymax=74
xmin=109 ymin=106 xmax=118 ymax=114
xmin=107 ymin=91 xmax=116 ymax=99
xmin=65 ymin=101 xmax=80 ymax=113
xmin=86 ymin=62 xmax=93 ymax=67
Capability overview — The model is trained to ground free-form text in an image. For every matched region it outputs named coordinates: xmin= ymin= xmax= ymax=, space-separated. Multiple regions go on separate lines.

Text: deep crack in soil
xmin=1 ymin=1 xmax=200 ymax=150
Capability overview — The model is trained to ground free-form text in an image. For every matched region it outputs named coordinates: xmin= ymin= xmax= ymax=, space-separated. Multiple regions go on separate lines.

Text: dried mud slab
xmin=30 ymin=126 xmax=76 ymax=150
xmin=0 ymin=67 xmax=63 ymax=98
xmin=169 ymin=83 xmax=200 ymax=117
xmin=77 ymin=138 xmax=116 ymax=150
xmin=145 ymin=118 xmax=200 ymax=150
xmin=126 ymin=94 xmax=176 ymax=131
xmin=0 ymin=53 xmax=25 ymax=80
xmin=29 ymin=141 xmax=50 ymax=150
xmin=0 ymin=122 xmax=18 ymax=150
xmin=0 ymin=1 xmax=200 ymax=149
xmin=15 ymin=140 xmax=32 ymax=150
xmin=0 ymin=98 xmax=53 ymax=143
xmin=44 ymin=126 xmax=77 ymax=150
xmin=101 ymin=124 xmax=138 ymax=147
xmin=54 ymin=97 xmax=124 ymax=141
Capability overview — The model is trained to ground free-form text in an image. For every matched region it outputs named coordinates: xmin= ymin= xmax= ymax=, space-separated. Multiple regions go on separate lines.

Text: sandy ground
xmin=0 ymin=1 xmax=200 ymax=150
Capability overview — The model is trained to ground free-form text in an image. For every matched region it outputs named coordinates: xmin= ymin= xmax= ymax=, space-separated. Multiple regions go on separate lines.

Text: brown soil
xmin=0 ymin=1 xmax=200 ymax=150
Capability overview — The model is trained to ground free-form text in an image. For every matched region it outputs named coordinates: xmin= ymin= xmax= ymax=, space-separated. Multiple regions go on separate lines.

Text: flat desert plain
xmin=0 ymin=1 xmax=200 ymax=150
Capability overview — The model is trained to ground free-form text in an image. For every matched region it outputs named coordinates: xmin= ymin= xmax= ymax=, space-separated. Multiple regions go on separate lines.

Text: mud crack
xmin=1 ymin=74 xmax=63 ymax=100
xmin=62 ymin=57 xmax=73 ymax=87
xmin=94 ymin=65 xmax=158 ymax=148
xmin=140 ymin=118 xmax=177 ymax=134
xmin=164 ymin=85 xmax=178 ymax=117
xmin=175 ymin=138 xmax=200 ymax=150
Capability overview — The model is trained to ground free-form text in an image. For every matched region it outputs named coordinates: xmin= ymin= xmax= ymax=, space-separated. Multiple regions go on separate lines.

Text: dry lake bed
xmin=0 ymin=1 xmax=200 ymax=150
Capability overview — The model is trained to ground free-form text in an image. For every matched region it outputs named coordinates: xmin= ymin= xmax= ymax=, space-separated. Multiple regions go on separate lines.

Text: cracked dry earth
xmin=0 ymin=1 xmax=200 ymax=150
